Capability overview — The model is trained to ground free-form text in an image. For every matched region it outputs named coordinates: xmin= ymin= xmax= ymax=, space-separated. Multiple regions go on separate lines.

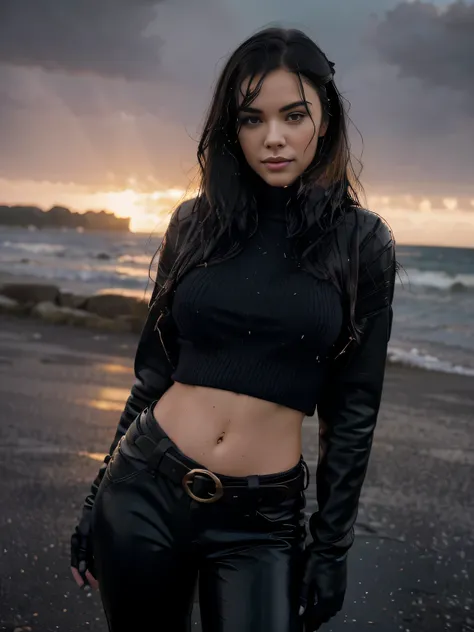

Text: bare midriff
xmin=152 ymin=381 xmax=305 ymax=477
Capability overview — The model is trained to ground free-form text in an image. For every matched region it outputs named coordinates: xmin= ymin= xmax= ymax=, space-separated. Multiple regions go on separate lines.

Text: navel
xmin=216 ymin=432 xmax=225 ymax=445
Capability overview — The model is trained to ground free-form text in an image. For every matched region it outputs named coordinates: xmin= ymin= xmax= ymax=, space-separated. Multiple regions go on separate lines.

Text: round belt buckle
xmin=182 ymin=468 xmax=224 ymax=503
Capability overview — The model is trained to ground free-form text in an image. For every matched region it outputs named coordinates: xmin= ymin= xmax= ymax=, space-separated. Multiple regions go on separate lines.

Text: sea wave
xmin=118 ymin=254 xmax=152 ymax=265
xmin=397 ymin=268 xmax=474 ymax=292
xmin=1 ymin=264 xmax=148 ymax=289
xmin=2 ymin=241 xmax=66 ymax=256
xmin=388 ymin=346 xmax=474 ymax=377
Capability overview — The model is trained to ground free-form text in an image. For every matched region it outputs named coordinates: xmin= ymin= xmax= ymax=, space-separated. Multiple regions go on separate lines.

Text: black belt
xmin=125 ymin=409 xmax=307 ymax=505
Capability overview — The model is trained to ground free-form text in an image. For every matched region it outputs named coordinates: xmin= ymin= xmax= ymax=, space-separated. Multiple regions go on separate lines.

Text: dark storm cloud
xmin=0 ymin=0 xmax=472 ymax=200
xmin=370 ymin=1 xmax=474 ymax=97
xmin=0 ymin=0 xmax=163 ymax=80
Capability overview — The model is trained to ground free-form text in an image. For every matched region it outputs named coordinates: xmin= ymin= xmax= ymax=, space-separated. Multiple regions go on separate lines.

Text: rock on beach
xmin=0 ymin=281 xmax=148 ymax=334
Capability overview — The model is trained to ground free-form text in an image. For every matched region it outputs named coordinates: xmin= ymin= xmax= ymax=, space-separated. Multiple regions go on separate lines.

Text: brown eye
xmin=240 ymin=116 xmax=261 ymax=126
xmin=287 ymin=112 xmax=305 ymax=123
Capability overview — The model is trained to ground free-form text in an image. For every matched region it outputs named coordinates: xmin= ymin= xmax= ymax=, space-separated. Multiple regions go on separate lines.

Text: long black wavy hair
xmin=151 ymin=26 xmax=368 ymax=341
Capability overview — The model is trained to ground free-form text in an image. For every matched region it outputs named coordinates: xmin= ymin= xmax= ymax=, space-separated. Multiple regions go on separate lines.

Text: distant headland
xmin=0 ymin=205 xmax=130 ymax=232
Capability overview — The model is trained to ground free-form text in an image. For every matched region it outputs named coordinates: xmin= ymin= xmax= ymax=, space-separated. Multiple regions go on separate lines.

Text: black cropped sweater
xmin=170 ymin=182 xmax=344 ymax=415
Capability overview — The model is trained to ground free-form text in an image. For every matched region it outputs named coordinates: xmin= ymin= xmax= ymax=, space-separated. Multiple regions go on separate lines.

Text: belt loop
xmin=148 ymin=437 xmax=175 ymax=471
xmin=247 ymin=475 xmax=260 ymax=491
xmin=245 ymin=475 xmax=260 ymax=515
xmin=144 ymin=402 xmax=165 ymax=443
xmin=134 ymin=434 xmax=174 ymax=471
xmin=302 ymin=460 xmax=310 ymax=490
xmin=135 ymin=408 xmax=147 ymax=434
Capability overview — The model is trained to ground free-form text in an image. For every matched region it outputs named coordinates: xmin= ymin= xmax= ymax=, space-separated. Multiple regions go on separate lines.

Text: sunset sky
xmin=1 ymin=0 xmax=473 ymax=246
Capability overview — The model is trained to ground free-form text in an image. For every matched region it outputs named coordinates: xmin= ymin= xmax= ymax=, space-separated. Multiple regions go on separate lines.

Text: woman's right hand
xmin=71 ymin=565 xmax=99 ymax=591
xmin=70 ymin=510 xmax=99 ymax=591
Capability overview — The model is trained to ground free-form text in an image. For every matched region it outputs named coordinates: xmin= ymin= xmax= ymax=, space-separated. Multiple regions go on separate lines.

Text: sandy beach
xmin=0 ymin=313 xmax=473 ymax=631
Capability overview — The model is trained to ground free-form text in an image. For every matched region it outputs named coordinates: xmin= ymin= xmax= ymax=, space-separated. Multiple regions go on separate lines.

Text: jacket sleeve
xmin=82 ymin=206 xmax=182 ymax=511
xmin=310 ymin=214 xmax=396 ymax=555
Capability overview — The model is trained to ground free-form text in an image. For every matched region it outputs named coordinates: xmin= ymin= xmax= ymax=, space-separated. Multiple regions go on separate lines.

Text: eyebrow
xmin=238 ymin=100 xmax=312 ymax=114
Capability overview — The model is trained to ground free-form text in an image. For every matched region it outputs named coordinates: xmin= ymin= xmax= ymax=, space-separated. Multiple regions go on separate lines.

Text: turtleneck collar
xmin=252 ymin=176 xmax=330 ymax=222
xmin=252 ymin=177 xmax=301 ymax=221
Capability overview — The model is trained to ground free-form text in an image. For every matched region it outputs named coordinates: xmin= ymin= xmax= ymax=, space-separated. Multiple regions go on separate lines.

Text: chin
xmin=257 ymin=170 xmax=298 ymax=188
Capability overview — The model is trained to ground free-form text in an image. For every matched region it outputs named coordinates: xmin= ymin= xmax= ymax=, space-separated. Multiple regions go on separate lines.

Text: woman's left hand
xmin=299 ymin=544 xmax=347 ymax=630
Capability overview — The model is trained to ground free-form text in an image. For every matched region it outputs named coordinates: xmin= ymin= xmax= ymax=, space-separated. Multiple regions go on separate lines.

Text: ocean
xmin=1 ymin=226 xmax=474 ymax=377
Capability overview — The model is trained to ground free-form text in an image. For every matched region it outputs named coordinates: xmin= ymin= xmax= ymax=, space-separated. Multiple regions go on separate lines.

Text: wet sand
xmin=0 ymin=313 xmax=473 ymax=631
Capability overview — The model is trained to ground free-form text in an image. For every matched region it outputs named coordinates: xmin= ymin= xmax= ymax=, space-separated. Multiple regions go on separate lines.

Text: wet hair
xmin=152 ymin=27 xmax=369 ymax=341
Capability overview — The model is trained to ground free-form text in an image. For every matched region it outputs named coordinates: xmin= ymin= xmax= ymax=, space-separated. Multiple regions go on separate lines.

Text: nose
xmin=264 ymin=121 xmax=286 ymax=149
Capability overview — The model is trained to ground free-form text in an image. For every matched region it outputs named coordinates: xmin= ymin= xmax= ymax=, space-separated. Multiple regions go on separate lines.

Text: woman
xmin=70 ymin=27 xmax=396 ymax=632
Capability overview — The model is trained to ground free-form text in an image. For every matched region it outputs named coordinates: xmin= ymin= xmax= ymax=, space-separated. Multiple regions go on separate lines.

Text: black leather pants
xmin=90 ymin=405 xmax=308 ymax=632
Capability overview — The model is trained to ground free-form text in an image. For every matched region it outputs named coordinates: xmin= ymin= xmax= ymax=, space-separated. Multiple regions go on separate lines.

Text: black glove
xmin=300 ymin=541 xmax=347 ymax=631
xmin=70 ymin=506 xmax=96 ymax=589
xmin=70 ymin=457 xmax=110 ymax=589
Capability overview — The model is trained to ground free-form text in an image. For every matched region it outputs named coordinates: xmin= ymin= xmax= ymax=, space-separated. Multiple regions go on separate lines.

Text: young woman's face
xmin=237 ymin=68 xmax=327 ymax=188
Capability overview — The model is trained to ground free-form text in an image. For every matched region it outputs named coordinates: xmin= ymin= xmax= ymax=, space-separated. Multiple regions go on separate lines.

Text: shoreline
xmin=1 ymin=305 xmax=474 ymax=388
xmin=1 ymin=273 xmax=474 ymax=381
xmin=0 ymin=276 xmax=151 ymax=335
xmin=0 ymin=269 xmax=152 ymax=300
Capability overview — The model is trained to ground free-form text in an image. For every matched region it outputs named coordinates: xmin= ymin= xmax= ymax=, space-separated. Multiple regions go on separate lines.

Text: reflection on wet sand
xmin=95 ymin=362 xmax=130 ymax=374
xmin=78 ymin=451 xmax=107 ymax=462
xmin=75 ymin=386 xmax=131 ymax=412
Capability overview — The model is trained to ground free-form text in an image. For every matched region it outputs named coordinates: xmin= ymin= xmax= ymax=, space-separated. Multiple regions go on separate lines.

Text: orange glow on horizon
xmin=85 ymin=187 xmax=195 ymax=233
xmin=0 ymin=177 xmax=197 ymax=234
xmin=1 ymin=177 xmax=474 ymax=246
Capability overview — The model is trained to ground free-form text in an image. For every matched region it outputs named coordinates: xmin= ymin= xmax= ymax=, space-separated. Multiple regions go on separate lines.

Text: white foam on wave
xmin=388 ymin=346 xmax=474 ymax=377
xmin=398 ymin=268 xmax=474 ymax=291
xmin=118 ymin=254 xmax=151 ymax=265
xmin=2 ymin=241 xmax=66 ymax=255
xmin=0 ymin=262 xmax=147 ymax=288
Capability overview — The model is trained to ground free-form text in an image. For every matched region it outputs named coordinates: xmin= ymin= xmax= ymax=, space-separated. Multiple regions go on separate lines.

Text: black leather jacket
xmin=83 ymin=197 xmax=396 ymax=556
